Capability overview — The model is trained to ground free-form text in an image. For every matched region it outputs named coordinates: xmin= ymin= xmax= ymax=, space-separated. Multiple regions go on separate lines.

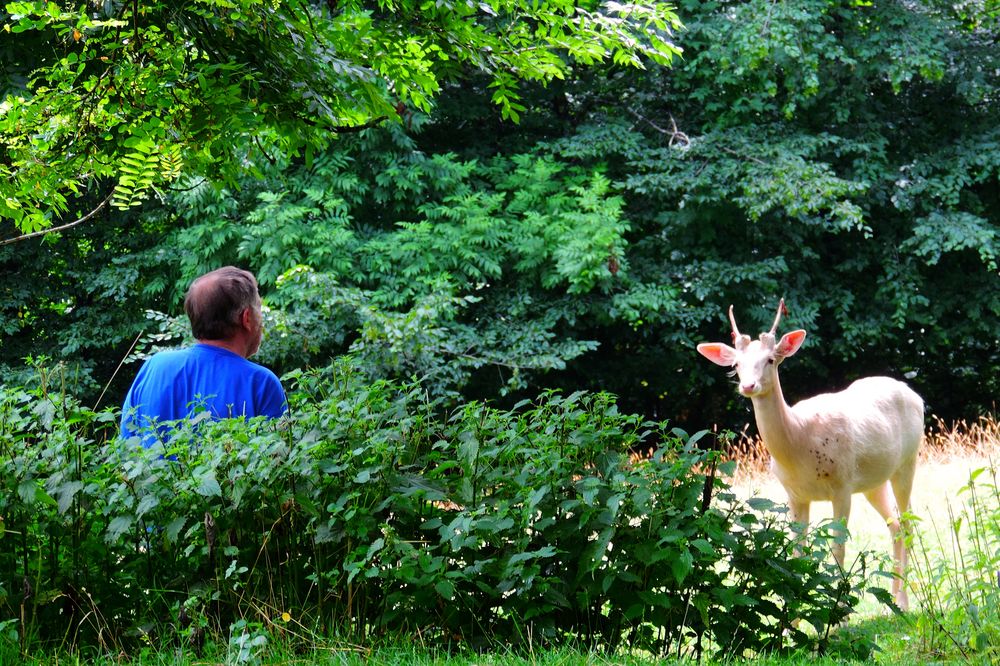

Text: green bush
xmin=1 ymin=361 xmax=874 ymax=660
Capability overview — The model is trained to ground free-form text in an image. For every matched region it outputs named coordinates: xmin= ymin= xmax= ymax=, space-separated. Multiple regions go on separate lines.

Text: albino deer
xmin=697 ymin=300 xmax=923 ymax=610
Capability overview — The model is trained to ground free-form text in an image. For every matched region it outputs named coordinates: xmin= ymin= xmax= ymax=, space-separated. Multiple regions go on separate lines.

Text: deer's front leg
xmin=788 ymin=499 xmax=810 ymax=533
xmin=830 ymin=492 xmax=853 ymax=569
xmin=787 ymin=499 xmax=811 ymax=559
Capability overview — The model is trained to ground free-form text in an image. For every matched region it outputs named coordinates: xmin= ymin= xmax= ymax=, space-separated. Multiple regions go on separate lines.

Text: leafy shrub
xmin=0 ymin=362 xmax=875 ymax=660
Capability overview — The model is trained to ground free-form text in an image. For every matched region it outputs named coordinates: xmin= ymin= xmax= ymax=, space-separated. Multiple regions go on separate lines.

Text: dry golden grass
xmin=921 ymin=414 xmax=1000 ymax=462
xmin=723 ymin=413 xmax=1000 ymax=481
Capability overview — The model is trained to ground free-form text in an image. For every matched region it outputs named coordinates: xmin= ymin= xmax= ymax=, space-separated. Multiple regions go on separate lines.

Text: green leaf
xmin=164 ymin=516 xmax=186 ymax=543
xmin=56 ymin=480 xmax=84 ymax=514
xmin=195 ymin=470 xmax=222 ymax=497
xmin=434 ymin=579 xmax=455 ymax=600
xmin=17 ymin=479 xmax=38 ymax=505
xmin=107 ymin=516 xmax=135 ymax=541
xmin=670 ymin=549 xmax=694 ymax=585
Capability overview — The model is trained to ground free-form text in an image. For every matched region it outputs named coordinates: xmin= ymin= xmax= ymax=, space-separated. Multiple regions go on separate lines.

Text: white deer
xmin=696 ymin=299 xmax=923 ymax=610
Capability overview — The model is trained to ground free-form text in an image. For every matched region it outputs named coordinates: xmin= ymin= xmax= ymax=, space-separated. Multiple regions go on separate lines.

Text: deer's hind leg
xmin=889 ymin=455 xmax=918 ymax=610
xmin=828 ymin=491 xmax=854 ymax=571
xmin=864 ymin=479 xmax=909 ymax=611
xmin=889 ymin=453 xmax=917 ymax=518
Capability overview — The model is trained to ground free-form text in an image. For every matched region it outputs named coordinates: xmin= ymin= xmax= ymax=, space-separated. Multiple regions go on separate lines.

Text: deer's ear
xmin=776 ymin=329 xmax=807 ymax=358
xmin=697 ymin=343 xmax=738 ymax=367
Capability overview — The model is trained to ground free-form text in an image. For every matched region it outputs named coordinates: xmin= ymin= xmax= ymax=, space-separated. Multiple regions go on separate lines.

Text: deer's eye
xmin=767 ymin=358 xmax=775 ymax=365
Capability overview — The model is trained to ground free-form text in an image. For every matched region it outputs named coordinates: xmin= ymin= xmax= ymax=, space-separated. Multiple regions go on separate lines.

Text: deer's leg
xmin=889 ymin=458 xmax=918 ymax=611
xmin=829 ymin=492 xmax=852 ymax=570
xmin=864 ymin=481 xmax=909 ymax=611
xmin=788 ymin=499 xmax=810 ymax=534
xmin=786 ymin=499 xmax=811 ymax=562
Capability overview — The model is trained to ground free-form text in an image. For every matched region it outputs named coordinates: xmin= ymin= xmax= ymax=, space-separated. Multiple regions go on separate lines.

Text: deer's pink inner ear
xmin=697 ymin=343 xmax=737 ymax=367
xmin=777 ymin=329 xmax=807 ymax=357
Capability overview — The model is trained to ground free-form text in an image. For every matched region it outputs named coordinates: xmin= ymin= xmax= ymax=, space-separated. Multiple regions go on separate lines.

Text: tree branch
xmin=0 ymin=192 xmax=114 ymax=247
xmin=329 ymin=115 xmax=389 ymax=134
xmin=626 ymin=107 xmax=690 ymax=148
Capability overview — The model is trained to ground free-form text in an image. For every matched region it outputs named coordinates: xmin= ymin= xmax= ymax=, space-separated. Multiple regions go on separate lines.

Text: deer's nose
xmin=739 ymin=382 xmax=757 ymax=395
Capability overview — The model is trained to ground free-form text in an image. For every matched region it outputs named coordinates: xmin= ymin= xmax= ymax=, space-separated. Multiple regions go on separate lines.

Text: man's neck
xmin=197 ymin=338 xmax=249 ymax=359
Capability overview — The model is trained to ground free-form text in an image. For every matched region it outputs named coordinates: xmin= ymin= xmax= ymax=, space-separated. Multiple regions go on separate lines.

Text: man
xmin=121 ymin=266 xmax=287 ymax=443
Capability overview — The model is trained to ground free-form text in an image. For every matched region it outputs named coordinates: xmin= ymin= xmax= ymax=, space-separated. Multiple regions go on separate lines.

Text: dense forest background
xmin=2 ymin=1 xmax=998 ymax=432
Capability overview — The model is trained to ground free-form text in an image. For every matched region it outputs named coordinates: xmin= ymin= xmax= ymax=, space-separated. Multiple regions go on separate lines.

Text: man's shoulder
xmin=195 ymin=345 xmax=282 ymax=385
xmin=139 ymin=347 xmax=196 ymax=371
xmin=247 ymin=359 xmax=283 ymax=387
xmin=227 ymin=354 xmax=286 ymax=406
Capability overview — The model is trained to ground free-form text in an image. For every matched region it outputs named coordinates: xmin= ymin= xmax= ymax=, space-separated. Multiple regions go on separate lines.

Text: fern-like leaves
xmin=113 ymin=141 xmax=175 ymax=210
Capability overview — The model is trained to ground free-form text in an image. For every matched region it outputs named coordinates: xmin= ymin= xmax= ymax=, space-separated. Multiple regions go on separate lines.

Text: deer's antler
xmin=768 ymin=298 xmax=786 ymax=336
xmin=728 ymin=305 xmax=741 ymax=339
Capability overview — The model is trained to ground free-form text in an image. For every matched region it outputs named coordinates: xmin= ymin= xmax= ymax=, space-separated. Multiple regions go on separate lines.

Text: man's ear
xmin=697 ymin=343 xmax=738 ymax=367
xmin=240 ymin=307 xmax=255 ymax=330
xmin=776 ymin=329 xmax=807 ymax=358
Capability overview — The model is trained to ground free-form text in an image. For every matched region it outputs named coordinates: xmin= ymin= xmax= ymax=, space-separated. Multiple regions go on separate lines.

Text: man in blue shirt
xmin=121 ymin=266 xmax=287 ymax=443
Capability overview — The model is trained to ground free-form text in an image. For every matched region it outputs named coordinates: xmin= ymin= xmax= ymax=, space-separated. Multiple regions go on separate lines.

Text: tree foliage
xmin=1 ymin=0 xmax=998 ymax=427
xmin=601 ymin=0 xmax=1000 ymax=422
xmin=127 ymin=131 xmax=636 ymax=398
xmin=0 ymin=0 xmax=681 ymax=235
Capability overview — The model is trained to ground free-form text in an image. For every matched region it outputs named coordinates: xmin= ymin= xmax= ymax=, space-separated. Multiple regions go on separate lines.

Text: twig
xmin=329 ymin=115 xmax=389 ymax=134
xmin=254 ymin=135 xmax=278 ymax=165
xmin=93 ymin=330 xmax=144 ymax=411
xmin=721 ymin=145 xmax=768 ymax=166
xmin=0 ymin=192 xmax=114 ymax=247
xmin=164 ymin=177 xmax=208 ymax=193
xmin=626 ymin=107 xmax=690 ymax=148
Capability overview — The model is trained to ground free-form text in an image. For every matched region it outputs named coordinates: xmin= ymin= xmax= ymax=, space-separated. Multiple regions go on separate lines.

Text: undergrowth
xmin=0 ymin=360 xmax=883 ymax=663
xmin=907 ymin=463 xmax=1000 ymax=662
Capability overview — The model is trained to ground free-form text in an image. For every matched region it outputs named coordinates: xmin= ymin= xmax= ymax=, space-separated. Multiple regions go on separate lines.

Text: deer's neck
xmin=749 ymin=376 xmax=800 ymax=466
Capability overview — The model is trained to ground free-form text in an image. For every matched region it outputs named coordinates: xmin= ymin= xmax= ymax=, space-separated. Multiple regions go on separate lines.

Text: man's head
xmin=184 ymin=267 xmax=263 ymax=357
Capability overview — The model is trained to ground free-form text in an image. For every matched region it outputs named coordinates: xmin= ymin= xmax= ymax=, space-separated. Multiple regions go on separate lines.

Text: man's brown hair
xmin=184 ymin=267 xmax=259 ymax=340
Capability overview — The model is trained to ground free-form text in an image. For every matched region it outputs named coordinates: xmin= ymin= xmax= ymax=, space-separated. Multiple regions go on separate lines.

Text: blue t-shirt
xmin=120 ymin=344 xmax=287 ymax=442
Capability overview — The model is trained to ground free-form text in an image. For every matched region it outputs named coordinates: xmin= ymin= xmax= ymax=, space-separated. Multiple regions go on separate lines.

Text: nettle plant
xmin=1 ymin=361 xmax=881 ymax=660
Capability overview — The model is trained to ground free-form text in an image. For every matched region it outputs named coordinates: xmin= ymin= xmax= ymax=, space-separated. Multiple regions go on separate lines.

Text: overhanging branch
xmin=0 ymin=192 xmax=114 ymax=247
xmin=330 ymin=115 xmax=389 ymax=133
